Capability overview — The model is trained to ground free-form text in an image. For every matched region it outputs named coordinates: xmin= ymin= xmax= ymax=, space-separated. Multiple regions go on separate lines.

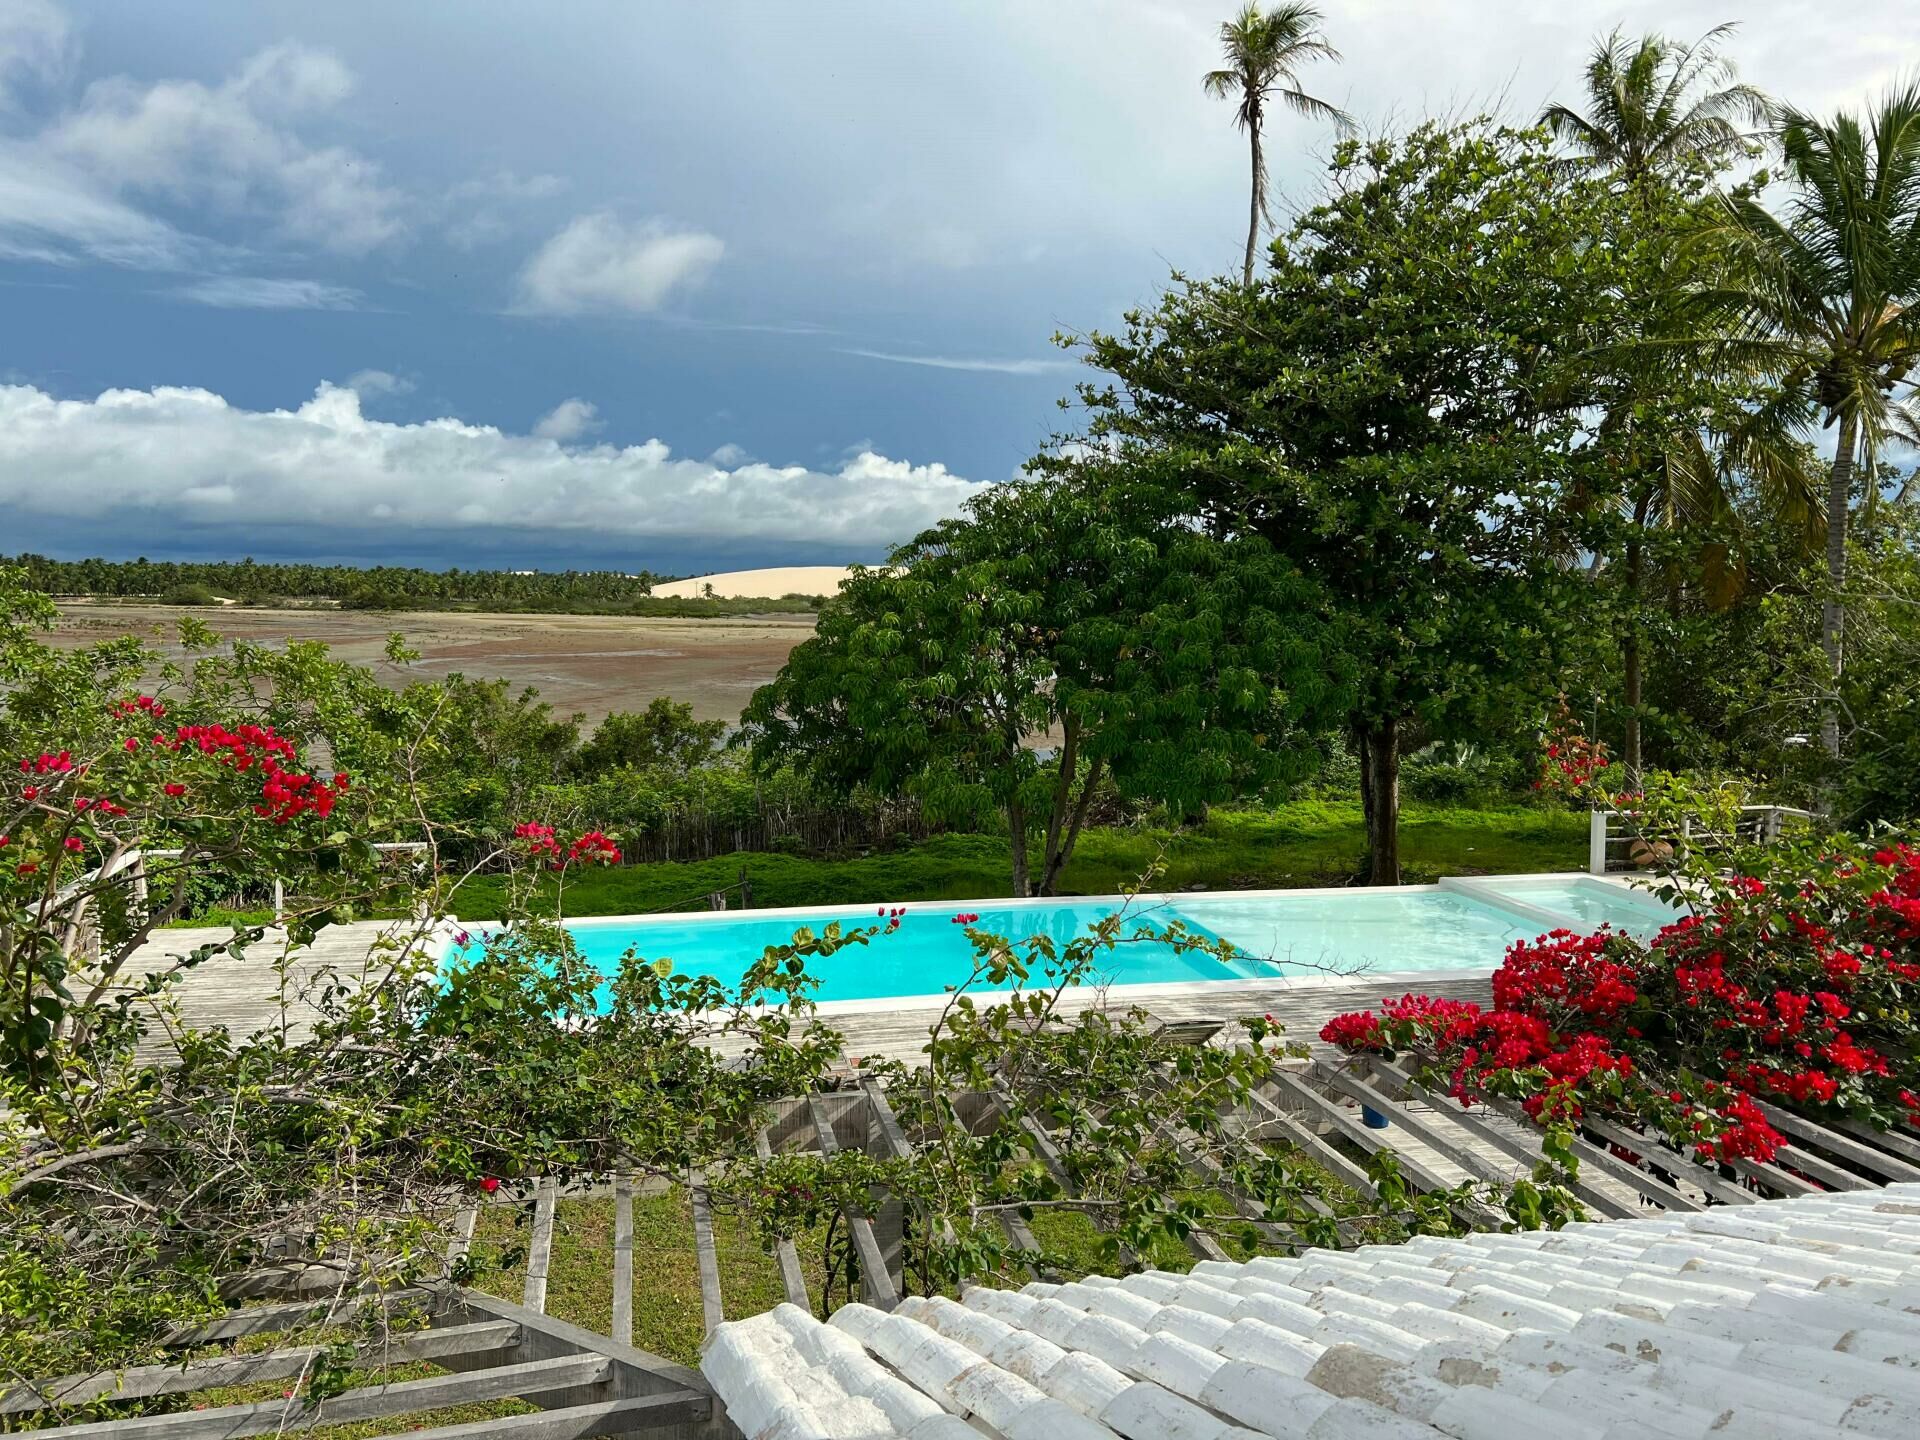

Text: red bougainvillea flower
xmin=163 ymin=783 xmax=187 ymax=797
xmin=479 ymin=1177 xmax=501 ymax=1194
xmin=62 ymin=836 xmax=84 ymax=852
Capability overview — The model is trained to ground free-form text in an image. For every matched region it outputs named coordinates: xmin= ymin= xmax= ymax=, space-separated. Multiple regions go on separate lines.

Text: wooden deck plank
xmin=611 ymin=1175 xmax=635 ymax=1346
xmin=806 ymin=1094 xmax=899 ymax=1309
xmin=1360 ymin=1056 xmax=1642 ymax=1220
xmin=445 ymin=1206 xmax=478 ymax=1276
xmin=1752 ymin=1099 xmax=1920 ymax=1183
xmin=0 ymin=1324 xmax=521 ymax=1415
xmin=753 ymin=1128 xmax=811 ymax=1308
xmin=524 ymin=1178 xmax=558 ymax=1314
xmin=40 ymin=1353 xmax=611 ymax=1440
xmin=687 ymin=1171 xmax=726 ymax=1338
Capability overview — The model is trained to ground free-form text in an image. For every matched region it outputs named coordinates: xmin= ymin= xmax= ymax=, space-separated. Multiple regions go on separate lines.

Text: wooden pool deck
xmin=117 ymin=919 xmax=1492 ymax=1064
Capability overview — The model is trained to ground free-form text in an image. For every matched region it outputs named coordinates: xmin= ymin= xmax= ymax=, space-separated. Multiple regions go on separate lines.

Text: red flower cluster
xmin=512 ymin=822 xmax=623 ymax=870
xmin=876 ymin=904 xmax=906 ymax=933
xmin=19 ymin=751 xmax=75 ymax=776
xmin=1534 ymin=695 xmax=1611 ymax=796
xmin=1323 ymin=844 xmax=1920 ymax=1170
xmin=949 ymin=911 xmax=980 ymax=925
xmin=156 ymin=723 xmax=346 ymax=824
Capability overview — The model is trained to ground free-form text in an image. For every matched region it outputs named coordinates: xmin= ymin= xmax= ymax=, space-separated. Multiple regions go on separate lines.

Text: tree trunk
xmin=1007 ymin=792 xmax=1030 ymax=898
xmin=1038 ymin=756 xmax=1105 ymax=897
xmin=1243 ymin=118 xmax=1263 ymax=286
xmin=1360 ymin=720 xmax=1401 ymax=886
xmin=1622 ymin=492 xmax=1649 ymax=783
xmin=1819 ymin=411 xmax=1856 ymax=760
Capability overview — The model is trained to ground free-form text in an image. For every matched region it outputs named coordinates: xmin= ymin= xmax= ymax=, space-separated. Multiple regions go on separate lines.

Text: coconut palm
xmin=1703 ymin=84 xmax=1920 ymax=758
xmin=1203 ymin=3 xmax=1350 ymax=285
xmin=1542 ymin=25 xmax=1769 ymax=188
xmin=1542 ymin=27 xmax=1776 ymax=778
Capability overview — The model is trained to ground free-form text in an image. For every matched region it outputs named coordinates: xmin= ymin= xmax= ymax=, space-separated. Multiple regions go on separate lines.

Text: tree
xmin=1203 ymin=2 xmax=1349 ymax=285
xmin=1541 ymin=26 xmax=1778 ymax=780
xmin=1541 ymin=24 xmax=1767 ymax=186
xmin=576 ymin=697 xmax=726 ymax=775
xmin=744 ymin=472 xmax=1336 ymax=896
xmin=1074 ymin=122 xmax=1623 ymax=883
xmin=1701 ymin=83 xmax=1920 ymax=759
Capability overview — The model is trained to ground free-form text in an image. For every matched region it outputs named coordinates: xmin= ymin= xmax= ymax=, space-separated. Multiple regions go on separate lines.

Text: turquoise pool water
xmin=1467 ymin=876 xmax=1680 ymax=937
xmin=449 ymin=877 xmax=1673 ymax=1004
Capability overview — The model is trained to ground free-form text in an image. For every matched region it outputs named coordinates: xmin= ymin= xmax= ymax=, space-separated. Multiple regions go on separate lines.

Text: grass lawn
xmin=449 ymin=800 xmax=1586 ymax=919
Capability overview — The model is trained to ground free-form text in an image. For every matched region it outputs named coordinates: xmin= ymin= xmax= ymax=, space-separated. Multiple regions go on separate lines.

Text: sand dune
xmin=653 ymin=566 xmax=854 ymax=599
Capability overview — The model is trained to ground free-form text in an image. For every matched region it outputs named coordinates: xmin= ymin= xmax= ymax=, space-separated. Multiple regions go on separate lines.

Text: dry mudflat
xmin=47 ymin=603 xmax=817 ymax=727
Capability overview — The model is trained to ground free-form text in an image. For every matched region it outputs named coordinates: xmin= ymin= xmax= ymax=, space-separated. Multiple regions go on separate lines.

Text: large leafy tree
xmin=1073 ymin=122 xmax=1623 ymax=883
xmin=1702 ymin=83 xmax=1920 ymax=758
xmin=744 ymin=472 xmax=1339 ymax=896
xmin=1203 ymin=2 xmax=1349 ymax=285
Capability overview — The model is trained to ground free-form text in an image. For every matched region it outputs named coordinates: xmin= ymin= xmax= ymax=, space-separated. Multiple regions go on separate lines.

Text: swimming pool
xmin=446 ymin=873 xmax=1679 ymax=1006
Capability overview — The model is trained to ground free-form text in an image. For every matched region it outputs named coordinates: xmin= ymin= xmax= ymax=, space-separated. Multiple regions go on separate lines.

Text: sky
xmin=0 ymin=0 xmax=1911 ymax=574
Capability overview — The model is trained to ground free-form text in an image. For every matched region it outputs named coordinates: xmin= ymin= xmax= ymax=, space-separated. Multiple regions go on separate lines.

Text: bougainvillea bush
xmin=1322 ymin=835 xmax=1920 ymax=1167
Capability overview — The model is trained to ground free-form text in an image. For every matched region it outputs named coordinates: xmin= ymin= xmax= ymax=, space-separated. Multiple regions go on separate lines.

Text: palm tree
xmin=1542 ymin=25 xmax=1769 ymax=189
xmin=1704 ymin=84 xmax=1920 ymax=758
xmin=1203 ymin=3 xmax=1350 ymax=285
xmin=1540 ymin=27 xmax=1774 ymax=780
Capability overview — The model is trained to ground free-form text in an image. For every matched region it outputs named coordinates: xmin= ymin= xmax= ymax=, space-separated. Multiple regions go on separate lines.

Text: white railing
xmin=1587 ymin=805 xmax=1818 ymax=875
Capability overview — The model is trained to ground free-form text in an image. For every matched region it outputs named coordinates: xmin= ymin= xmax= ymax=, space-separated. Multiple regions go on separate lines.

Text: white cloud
xmin=532 ymin=397 xmax=602 ymax=442
xmin=0 ymin=143 xmax=190 ymax=266
xmin=840 ymin=348 xmax=1078 ymax=376
xmin=0 ymin=0 xmax=68 ymax=110
xmin=515 ymin=213 xmax=723 ymax=315
xmin=172 ymin=275 xmax=362 ymax=309
xmin=346 ymin=368 xmax=414 ymax=398
xmin=0 ymin=380 xmax=983 ymax=546
xmin=41 ymin=41 xmax=403 ymax=256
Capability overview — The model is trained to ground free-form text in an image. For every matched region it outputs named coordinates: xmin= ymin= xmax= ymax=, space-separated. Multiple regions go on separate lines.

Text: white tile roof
xmin=701 ymin=1184 xmax=1920 ymax=1439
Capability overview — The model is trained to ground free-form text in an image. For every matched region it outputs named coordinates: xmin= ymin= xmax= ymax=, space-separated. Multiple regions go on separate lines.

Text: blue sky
xmin=0 ymin=0 xmax=1906 ymax=573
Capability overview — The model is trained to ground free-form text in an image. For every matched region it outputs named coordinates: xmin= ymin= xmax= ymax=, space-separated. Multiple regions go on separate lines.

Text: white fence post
xmin=1588 ymin=809 xmax=1610 ymax=875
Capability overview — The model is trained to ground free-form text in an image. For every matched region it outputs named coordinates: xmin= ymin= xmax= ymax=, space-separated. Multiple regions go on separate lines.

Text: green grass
xmin=463 ymin=1185 xmax=829 ymax=1366
xmin=449 ymin=800 xmax=1585 ymax=919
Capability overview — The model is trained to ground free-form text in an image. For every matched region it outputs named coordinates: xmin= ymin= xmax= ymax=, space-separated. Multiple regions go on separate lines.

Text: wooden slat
xmin=1574 ymin=1115 xmax=1759 ymax=1207
xmin=1266 ymin=1070 xmax=1466 ymax=1198
xmin=164 ymin=1289 xmax=435 ymax=1346
xmin=360 ymin=1390 xmax=708 ymax=1440
xmin=753 ymin=1127 xmax=811 ymax=1308
xmin=1833 ymin=1115 xmax=1920 ymax=1165
xmin=1361 ymin=1056 xmax=1640 ymax=1221
xmin=611 ymin=1174 xmax=635 ymax=1346
xmin=445 ymin=1206 xmax=479 ymax=1275
xmin=1241 ymin=1084 xmax=1380 ymax=1200
xmin=524 ymin=1178 xmax=558 ymax=1314
xmin=988 ymin=1080 xmax=1134 ymax=1270
xmin=807 ymin=1093 xmax=899 ymax=1309
xmin=42 ymin=1353 xmax=611 ymax=1440
xmin=1399 ymin=1051 xmax=1708 ymax=1214
xmin=688 ymin=1171 xmax=726 ymax=1337
xmin=1 ymin=1323 xmax=521 ymax=1415
xmin=1312 ymin=1057 xmax=1528 ymax=1189
xmin=1773 ymin=1140 xmax=1876 ymax=1193
xmin=1751 ymin=1099 xmax=1920 ymax=1183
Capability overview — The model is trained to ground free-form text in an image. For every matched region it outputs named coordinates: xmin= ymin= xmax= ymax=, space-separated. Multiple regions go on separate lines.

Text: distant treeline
xmin=10 ymin=553 xmax=685 ymax=612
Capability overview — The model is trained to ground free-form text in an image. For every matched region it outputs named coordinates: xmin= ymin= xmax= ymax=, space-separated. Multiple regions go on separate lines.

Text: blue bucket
xmin=1361 ymin=1105 xmax=1390 ymax=1130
